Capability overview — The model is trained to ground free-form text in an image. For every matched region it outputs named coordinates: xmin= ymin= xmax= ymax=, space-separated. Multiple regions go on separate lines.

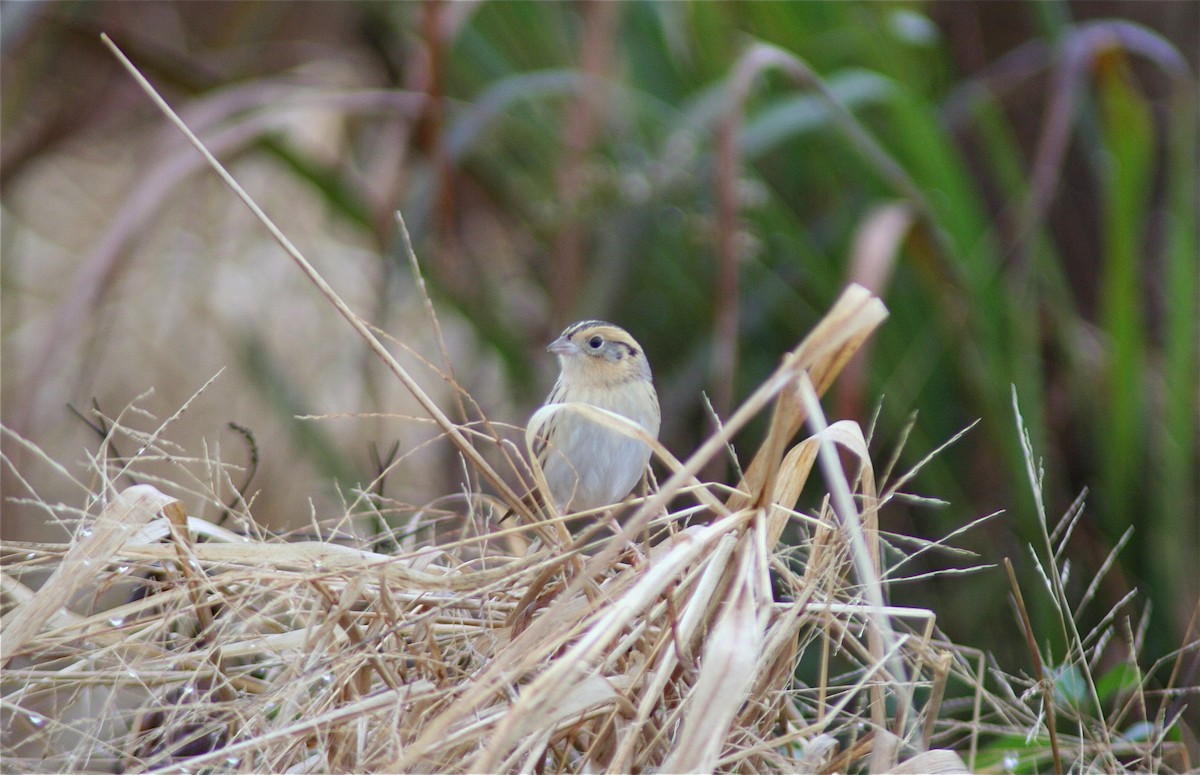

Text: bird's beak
xmin=547 ymin=336 xmax=577 ymax=356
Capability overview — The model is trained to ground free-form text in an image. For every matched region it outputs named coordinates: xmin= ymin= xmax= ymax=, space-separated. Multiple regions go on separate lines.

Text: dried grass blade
xmin=765 ymin=437 xmax=819 ymax=546
xmin=1 ymin=484 xmax=177 ymax=663
xmin=892 ymin=748 xmax=971 ymax=773
xmin=663 ymin=566 xmax=765 ymax=772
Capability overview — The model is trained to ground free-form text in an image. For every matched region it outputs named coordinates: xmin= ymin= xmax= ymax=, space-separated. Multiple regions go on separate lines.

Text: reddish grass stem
xmin=1004 ymin=556 xmax=1064 ymax=775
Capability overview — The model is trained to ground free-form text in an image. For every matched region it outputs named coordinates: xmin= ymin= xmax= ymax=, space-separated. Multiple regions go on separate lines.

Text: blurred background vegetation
xmin=2 ymin=0 xmax=1196 ymax=754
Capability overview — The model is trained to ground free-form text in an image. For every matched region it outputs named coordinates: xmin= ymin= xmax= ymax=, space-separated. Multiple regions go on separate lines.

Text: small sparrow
xmin=523 ymin=320 xmax=661 ymax=516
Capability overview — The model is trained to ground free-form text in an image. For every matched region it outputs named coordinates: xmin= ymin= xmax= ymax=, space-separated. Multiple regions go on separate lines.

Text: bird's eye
xmin=588 ymin=336 xmax=604 ymax=349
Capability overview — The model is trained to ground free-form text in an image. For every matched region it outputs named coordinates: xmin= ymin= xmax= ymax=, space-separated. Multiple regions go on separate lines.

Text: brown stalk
xmin=1156 ymin=595 xmax=1200 ymax=762
xmin=822 ymin=731 xmax=875 ymax=775
xmin=162 ymin=500 xmax=216 ymax=642
xmin=663 ymin=578 xmax=695 ymax=671
xmin=310 ymin=579 xmax=400 ymax=694
xmin=711 ymin=89 xmax=741 ymax=442
xmin=395 ymin=212 xmax=470 ymax=427
xmin=154 ymin=497 xmax=238 ymax=765
xmin=1012 ymin=22 xmax=1190 ymax=277
xmin=421 ymin=0 xmax=460 ymax=286
xmin=968 ymin=648 xmax=986 ymax=772
xmin=1004 ymin=556 xmax=1063 ymax=775
xmin=551 ymin=0 xmax=617 ymax=323
xmin=920 ymin=651 xmax=954 ymax=749
xmin=706 ymin=45 xmax=813 ymax=480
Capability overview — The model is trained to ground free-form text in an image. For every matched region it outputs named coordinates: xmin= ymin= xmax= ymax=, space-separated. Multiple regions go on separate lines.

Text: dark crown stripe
xmin=561 ymin=319 xmax=614 ymax=338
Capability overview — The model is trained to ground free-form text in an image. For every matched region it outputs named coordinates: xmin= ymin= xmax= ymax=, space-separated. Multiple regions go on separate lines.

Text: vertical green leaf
xmin=1095 ymin=51 xmax=1154 ymax=535
xmin=1157 ymin=83 xmax=1199 ymax=608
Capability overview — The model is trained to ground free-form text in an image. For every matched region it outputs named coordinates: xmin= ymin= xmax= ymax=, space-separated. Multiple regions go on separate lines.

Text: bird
xmin=510 ymin=320 xmax=660 ymax=519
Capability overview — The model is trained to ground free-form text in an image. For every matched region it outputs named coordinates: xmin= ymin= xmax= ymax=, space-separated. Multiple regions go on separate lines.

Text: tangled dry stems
xmin=2 ymin=283 xmax=1192 ymax=773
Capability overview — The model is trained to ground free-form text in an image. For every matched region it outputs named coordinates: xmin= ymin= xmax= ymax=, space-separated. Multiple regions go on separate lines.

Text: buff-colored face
xmin=547 ymin=320 xmax=652 ymax=386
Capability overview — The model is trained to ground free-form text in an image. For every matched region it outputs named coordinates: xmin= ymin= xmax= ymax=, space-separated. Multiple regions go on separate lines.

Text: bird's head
xmin=548 ymin=320 xmax=652 ymax=386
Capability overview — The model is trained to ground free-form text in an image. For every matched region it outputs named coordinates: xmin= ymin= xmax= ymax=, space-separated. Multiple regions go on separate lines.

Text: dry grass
xmin=1 ymin=34 xmax=1193 ymax=775
xmin=2 ymin=283 xmax=954 ymax=774
xmin=4 ymin=286 xmax=1190 ymax=773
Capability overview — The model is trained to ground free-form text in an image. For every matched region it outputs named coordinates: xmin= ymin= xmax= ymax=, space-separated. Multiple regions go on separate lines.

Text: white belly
xmin=543 ymin=423 xmax=651 ymax=512
xmin=538 ymin=392 xmax=657 ymax=513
